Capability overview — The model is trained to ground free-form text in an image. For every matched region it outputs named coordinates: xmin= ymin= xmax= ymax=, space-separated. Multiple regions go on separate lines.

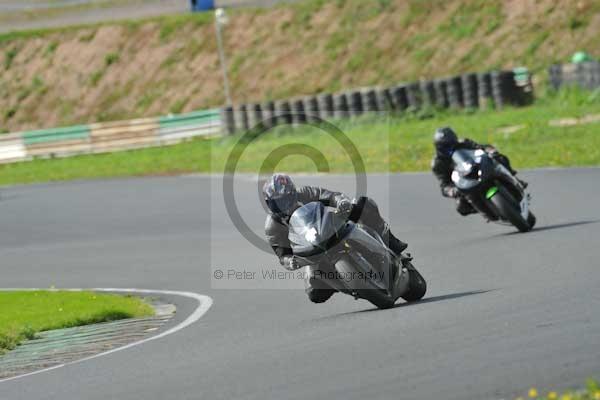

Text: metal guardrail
xmin=0 ymin=109 xmax=221 ymax=164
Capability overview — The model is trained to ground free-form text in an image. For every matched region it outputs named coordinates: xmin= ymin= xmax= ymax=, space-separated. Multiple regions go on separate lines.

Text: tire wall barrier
xmin=304 ymin=96 xmax=320 ymax=121
xmin=491 ymin=70 xmax=516 ymax=109
xmin=477 ymin=72 xmax=493 ymax=109
xmin=362 ymin=88 xmax=378 ymax=113
xmin=392 ymin=85 xmax=409 ymax=111
xmin=262 ymin=101 xmax=275 ymax=129
xmin=446 ymin=76 xmax=464 ymax=109
xmin=223 ymin=68 xmax=524 ymax=135
xmin=276 ymin=100 xmax=292 ymax=125
xmin=348 ymin=90 xmax=363 ymax=118
xmin=550 ymin=61 xmax=600 ymax=91
xmin=420 ymin=80 xmax=436 ymax=107
xmin=318 ymin=93 xmax=334 ymax=118
xmin=461 ymin=73 xmax=479 ymax=109
xmin=291 ymin=98 xmax=306 ymax=125
xmin=433 ymin=79 xmax=449 ymax=109
xmin=333 ymin=93 xmax=349 ymax=120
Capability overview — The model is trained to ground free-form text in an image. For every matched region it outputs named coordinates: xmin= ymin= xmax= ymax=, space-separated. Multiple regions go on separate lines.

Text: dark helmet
xmin=262 ymin=173 xmax=298 ymax=218
xmin=434 ymin=127 xmax=458 ymax=156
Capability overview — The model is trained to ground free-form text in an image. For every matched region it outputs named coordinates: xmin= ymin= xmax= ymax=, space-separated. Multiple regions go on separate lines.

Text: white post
xmin=215 ymin=8 xmax=232 ymax=106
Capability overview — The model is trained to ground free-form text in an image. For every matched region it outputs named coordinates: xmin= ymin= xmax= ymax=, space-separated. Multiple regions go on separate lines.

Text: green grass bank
xmin=0 ymin=291 xmax=154 ymax=353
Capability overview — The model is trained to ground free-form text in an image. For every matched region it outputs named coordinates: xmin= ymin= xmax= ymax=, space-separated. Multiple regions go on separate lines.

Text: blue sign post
xmin=191 ymin=0 xmax=215 ymax=12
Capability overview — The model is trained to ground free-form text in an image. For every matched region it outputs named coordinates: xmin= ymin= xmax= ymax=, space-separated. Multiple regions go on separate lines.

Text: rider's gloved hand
xmin=484 ymin=145 xmax=498 ymax=155
xmin=282 ymin=255 xmax=300 ymax=271
xmin=443 ymin=186 xmax=459 ymax=198
xmin=336 ymin=198 xmax=353 ymax=214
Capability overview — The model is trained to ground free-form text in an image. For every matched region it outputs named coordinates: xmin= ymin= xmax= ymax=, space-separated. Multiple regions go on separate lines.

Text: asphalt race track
xmin=0 ymin=0 xmax=304 ymax=33
xmin=1 ymin=168 xmax=599 ymax=400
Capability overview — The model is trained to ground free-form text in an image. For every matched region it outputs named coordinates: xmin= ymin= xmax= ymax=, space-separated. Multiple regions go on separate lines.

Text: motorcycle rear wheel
xmin=401 ymin=261 xmax=427 ymax=302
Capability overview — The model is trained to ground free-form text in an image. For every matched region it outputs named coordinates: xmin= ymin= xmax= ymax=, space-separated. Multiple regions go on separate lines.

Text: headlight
xmin=304 ymin=227 xmax=318 ymax=244
xmin=461 ymin=162 xmax=473 ymax=174
xmin=451 ymin=170 xmax=460 ymax=183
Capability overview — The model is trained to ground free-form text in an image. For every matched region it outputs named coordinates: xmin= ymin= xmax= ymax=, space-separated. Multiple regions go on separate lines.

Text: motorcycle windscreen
xmin=452 ymin=149 xmax=478 ymax=174
xmin=288 ymin=202 xmax=346 ymax=255
xmin=451 ymin=149 xmax=486 ymax=191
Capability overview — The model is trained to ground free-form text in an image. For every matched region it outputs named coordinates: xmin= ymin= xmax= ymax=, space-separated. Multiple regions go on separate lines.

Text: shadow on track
xmin=501 ymin=219 xmax=600 ymax=237
xmin=470 ymin=220 xmax=600 ymax=242
xmin=533 ymin=219 xmax=600 ymax=232
xmin=315 ymin=290 xmax=496 ymax=320
xmin=357 ymin=289 xmax=497 ymax=313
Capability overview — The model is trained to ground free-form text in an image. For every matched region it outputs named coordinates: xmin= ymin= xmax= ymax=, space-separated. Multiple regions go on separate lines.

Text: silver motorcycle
xmin=288 ymin=199 xmax=426 ymax=309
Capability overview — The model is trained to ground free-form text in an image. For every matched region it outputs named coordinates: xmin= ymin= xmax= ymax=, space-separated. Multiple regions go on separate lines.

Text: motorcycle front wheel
xmin=335 ymin=257 xmax=396 ymax=309
xmin=489 ymin=186 xmax=532 ymax=232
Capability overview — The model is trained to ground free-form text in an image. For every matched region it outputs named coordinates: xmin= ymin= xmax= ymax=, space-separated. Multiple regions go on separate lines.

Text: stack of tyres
xmin=593 ymin=62 xmax=600 ymax=89
xmin=461 ymin=73 xmax=479 ymax=109
xmin=491 ymin=70 xmax=516 ymax=109
xmin=303 ymin=96 xmax=320 ymax=122
xmin=513 ymin=67 xmax=534 ymax=106
xmin=420 ymin=80 xmax=437 ymax=107
xmin=221 ymin=105 xmax=235 ymax=135
xmin=292 ymin=99 xmax=307 ymax=126
xmin=246 ymin=103 xmax=263 ymax=130
xmin=391 ymin=85 xmax=409 ymax=112
xmin=575 ymin=63 xmax=586 ymax=88
xmin=275 ymin=100 xmax=293 ymax=126
xmin=548 ymin=64 xmax=563 ymax=90
xmin=434 ymin=79 xmax=449 ymax=109
xmin=348 ymin=90 xmax=364 ymax=118
xmin=333 ymin=93 xmax=349 ymax=120
xmin=361 ymin=88 xmax=378 ymax=113
xmin=406 ymin=82 xmax=422 ymax=109
xmin=477 ymin=72 xmax=493 ymax=109
xmin=318 ymin=94 xmax=334 ymax=119
xmin=234 ymin=104 xmax=249 ymax=133
xmin=262 ymin=101 xmax=276 ymax=130
xmin=446 ymin=76 xmax=463 ymax=109
xmin=377 ymin=87 xmax=394 ymax=112
xmin=582 ymin=62 xmax=600 ymax=90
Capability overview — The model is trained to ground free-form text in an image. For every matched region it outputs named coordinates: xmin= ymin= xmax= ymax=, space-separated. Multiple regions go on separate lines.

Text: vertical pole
xmin=215 ymin=17 xmax=232 ymax=106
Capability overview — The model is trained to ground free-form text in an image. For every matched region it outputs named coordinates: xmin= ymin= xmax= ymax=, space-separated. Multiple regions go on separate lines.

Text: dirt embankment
xmin=1 ymin=0 xmax=599 ymax=132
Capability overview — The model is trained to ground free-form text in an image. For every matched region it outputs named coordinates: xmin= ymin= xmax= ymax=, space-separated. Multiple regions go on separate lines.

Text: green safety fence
xmin=158 ymin=109 xmax=221 ymax=129
xmin=22 ymin=125 xmax=91 ymax=146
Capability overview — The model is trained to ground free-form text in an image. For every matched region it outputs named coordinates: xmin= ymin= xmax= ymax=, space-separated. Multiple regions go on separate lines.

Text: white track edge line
xmin=0 ymin=288 xmax=213 ymax=384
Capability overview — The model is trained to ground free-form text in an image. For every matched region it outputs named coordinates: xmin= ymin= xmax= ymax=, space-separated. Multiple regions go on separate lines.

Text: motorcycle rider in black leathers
xmin=432 ymin=127 xmax=527 ymax=216
xmin=263 ymin=173 xmax=408 ymax=304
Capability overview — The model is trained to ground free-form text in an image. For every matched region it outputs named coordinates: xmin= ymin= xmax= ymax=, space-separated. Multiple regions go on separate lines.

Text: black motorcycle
xmin=451 ymin=148 xmax=536 ymax=232
xmin=288 ymin=199 xmax=426 ymax=309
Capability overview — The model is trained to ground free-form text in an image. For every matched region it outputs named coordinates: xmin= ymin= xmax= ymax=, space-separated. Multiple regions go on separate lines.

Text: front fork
xmin=519 ymin=192 xmax=532 ymax=220
xmin=495 ymin=163 xmax=526 ymax=193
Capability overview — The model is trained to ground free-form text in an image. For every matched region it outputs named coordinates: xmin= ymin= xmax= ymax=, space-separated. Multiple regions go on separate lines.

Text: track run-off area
xmin=0 ymin=168 xmax=599 ymax=400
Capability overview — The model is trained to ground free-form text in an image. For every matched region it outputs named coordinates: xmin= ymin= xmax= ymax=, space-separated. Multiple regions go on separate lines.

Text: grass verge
xmin=518 ymin=379 xmax=600 ymax=400
xmin=0 ymin=290 xmax=154 ymax=353
xmin=0 ymin=89 xmax=599 ymax=186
